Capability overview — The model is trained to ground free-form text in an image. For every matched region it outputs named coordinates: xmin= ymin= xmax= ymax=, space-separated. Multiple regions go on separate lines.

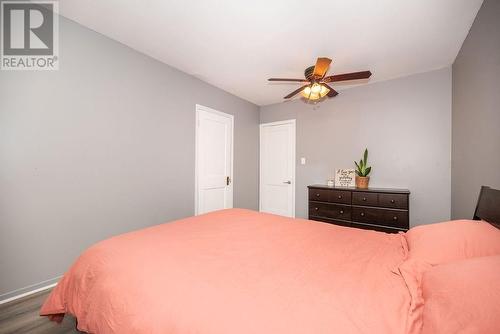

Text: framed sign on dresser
xmin=308 ymin=185 xmax=410 ymax=233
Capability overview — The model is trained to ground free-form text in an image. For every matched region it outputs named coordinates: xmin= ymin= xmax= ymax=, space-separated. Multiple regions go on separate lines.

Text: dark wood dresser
xmin=308 ymin=185 xmax=410 ymax=233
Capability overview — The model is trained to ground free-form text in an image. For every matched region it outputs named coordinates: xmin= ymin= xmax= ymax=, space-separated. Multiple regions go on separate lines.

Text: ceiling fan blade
xmin=321 ymin=83 xmax=339 ymax=97
xmin=268 ymin=78 xmax=308 ymax=82
xmin=313 ymin=57 xmax=332 ymax=78
xmin=284 ymin=84 xmax=310 ymax=99
xmin=323 ymin=71 xmax=372 ymax=83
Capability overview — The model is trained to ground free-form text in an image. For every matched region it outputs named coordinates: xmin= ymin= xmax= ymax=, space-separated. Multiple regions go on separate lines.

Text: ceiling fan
xmin=268 ymin=57 xmax=372 ymax=101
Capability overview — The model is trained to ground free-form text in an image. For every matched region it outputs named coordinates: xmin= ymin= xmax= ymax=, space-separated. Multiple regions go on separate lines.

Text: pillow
xmin=421 ymin=255 xmax=500 ymax=334
xmin=405 ymin=219 xmax=500 ymax=265
xmin=399 ymin=256 xmax=500 ymax=334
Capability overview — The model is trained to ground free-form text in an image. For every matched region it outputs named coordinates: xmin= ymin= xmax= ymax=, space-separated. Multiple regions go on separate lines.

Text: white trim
xmin=259 ymin=119 xmax=296 ymax=127
xmin=195 ymin=104 xmax=235 ymax=120
xmin=0 ymin=276 xmax=61 ymax=305
xmin=194 ymin=104 xmax=234 ymax=215
xmin=259 ymin=119 xmax=296 ymax=218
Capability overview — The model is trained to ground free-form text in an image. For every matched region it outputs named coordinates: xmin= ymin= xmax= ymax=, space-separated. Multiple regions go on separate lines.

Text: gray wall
xmin=260 ymin=68 xmax=452 ymax=226
xmin=451 ymin=0 xmax=500 ymax=219
xmin=0 ymin=17 xmax=259 ymax=297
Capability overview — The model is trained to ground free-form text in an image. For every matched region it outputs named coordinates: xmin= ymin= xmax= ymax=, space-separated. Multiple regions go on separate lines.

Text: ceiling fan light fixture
xmin=268 ymin=57 xmax=372 ymax=101
xmin=302 ymin=83 xmax=329 ymax=100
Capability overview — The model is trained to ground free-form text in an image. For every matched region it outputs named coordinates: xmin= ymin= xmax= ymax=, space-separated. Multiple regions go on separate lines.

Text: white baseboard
xmin=0 ymin=276 xmax=61 ymax=305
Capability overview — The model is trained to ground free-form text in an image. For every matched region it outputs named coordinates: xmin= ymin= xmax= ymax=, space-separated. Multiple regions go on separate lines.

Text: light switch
xmin=300 ymin=157 xmax=306 ymax=165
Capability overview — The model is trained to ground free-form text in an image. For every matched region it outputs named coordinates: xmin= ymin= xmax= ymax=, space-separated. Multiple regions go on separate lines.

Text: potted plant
xmin=354 ymin=148 xmax=371 ymax=189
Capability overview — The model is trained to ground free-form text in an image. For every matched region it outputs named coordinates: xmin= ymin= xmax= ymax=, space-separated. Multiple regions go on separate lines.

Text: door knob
xmin=283 ymin=180 xmax=291 ymax=184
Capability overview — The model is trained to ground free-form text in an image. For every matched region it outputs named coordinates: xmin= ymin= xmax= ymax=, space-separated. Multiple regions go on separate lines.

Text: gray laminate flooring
xmin=0 ymin=289 xmax=81 ymax=334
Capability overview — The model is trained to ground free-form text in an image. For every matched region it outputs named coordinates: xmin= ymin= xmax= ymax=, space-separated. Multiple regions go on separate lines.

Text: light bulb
xmin=301 ymin=84 xmax=330 ymax=100
xmin=311 ymin=83 xmax=322 ymax=94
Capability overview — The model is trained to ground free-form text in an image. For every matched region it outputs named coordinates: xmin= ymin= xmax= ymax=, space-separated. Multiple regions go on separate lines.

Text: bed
xmin=40 ymin=186 xmax=500 ymax=334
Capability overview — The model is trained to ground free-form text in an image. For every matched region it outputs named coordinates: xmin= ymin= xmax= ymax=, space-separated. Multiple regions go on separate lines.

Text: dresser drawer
xmin=308 ymin=188 xmax=351 ymax=204
xmin=329 ymin=190 xmax=351 ymax=204
xmin=351 ymin=207 xmax=408 ymax=229
xmin=309 ymin=188 xmax=331 ymax=202
xmin=378 ymin=193 xmax=408 ymax=209
xmin=352 ymin=192 xmax=378 ymax=206
xmin=309 ymin=202 xmax=351 ymax=220
xmin=310 ymin=217 xmax=351 ymax=228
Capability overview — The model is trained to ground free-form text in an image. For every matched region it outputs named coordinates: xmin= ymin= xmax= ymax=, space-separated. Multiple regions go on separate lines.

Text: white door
xmin=195 ymin=105 xmax=233 ymax=215
xmin=260 ymin=120 xmax=296 ymax=217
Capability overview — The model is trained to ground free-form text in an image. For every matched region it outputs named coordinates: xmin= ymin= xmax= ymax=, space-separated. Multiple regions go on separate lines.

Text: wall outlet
xmin=300 ymin=157 xmax=306 ymax=165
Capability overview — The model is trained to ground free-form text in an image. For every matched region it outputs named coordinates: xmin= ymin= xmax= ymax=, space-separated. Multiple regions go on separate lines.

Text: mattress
xmin=41 ymin=208 xmax=411 ymax=334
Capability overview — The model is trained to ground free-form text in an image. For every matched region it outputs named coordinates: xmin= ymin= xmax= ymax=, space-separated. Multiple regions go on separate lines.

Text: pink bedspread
xmin=41 ymin=209 xmax=411 ymax=333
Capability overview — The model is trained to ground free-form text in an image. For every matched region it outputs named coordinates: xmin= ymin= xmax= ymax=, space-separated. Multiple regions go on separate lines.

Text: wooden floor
xmin=0 ymin=289 xmax=81 ymax=334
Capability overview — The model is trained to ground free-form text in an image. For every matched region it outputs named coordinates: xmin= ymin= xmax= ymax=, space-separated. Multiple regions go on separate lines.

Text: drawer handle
xmin=362 ymin=197 xmax=367 ymax=201
xmin=393 ymin=216 xmax=398 ymax=221
xmin=338 ymin=195 xmax=342 ymax=199
xmin=339 ymin=210 xmax=344 ymax=214
xmin=314 ymin=207 xmax=319 ymax=211
xmin=360 ymin=212 xmax=365 ymax=217
xmin=316 ymin=193 xmax=320 ymax=197
xmin=390 ymin=199 xmax=395 ymax=204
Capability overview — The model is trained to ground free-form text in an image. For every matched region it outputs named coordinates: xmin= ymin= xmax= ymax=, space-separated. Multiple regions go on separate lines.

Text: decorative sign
xmin=335 ymin=169 xmax=356 ymax=187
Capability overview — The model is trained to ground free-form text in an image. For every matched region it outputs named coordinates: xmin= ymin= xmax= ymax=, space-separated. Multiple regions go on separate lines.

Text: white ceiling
xmin=58 ymin=0 xmax=483 ymax=106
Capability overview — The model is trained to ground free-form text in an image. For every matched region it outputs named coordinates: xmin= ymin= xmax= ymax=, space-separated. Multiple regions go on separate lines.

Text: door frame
xmin=259 ymin=119 xmax=296 ymax=217
xmin=195 ymin=104 xmax=234 ymax=215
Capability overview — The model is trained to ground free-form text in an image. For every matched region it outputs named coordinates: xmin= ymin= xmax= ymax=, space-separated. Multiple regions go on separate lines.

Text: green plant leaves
xmin=354 ymin=148 xmax=372 ymax=177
